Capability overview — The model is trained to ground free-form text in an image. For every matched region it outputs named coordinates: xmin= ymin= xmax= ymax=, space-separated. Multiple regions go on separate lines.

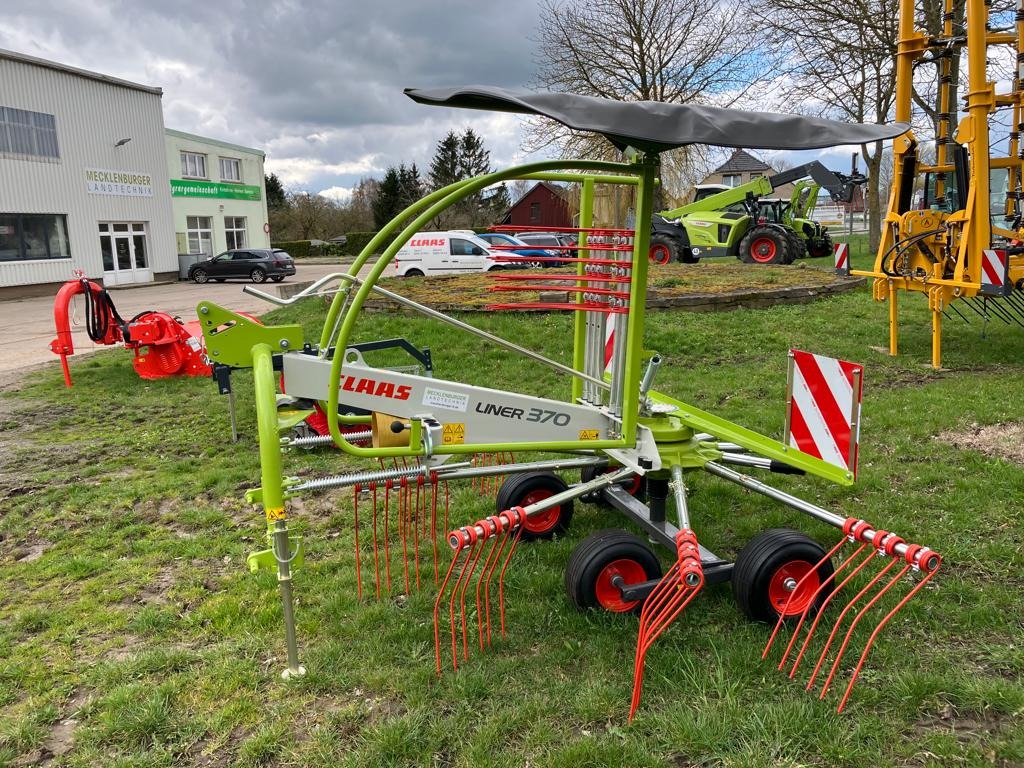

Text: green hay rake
xmin=200 ymin=87 xmax=940 ymax=717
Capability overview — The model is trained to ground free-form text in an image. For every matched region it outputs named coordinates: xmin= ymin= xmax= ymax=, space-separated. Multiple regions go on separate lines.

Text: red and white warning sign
xmin=980 ymin=249 xmax=1009 ymax=295
xmin=785 ymin=349 xmax=864 ymax=477
xmin=834 ymin=242 xmax=850 ymax=274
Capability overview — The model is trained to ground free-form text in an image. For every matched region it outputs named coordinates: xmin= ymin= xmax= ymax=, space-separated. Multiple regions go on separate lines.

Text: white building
xmin=165 ymin=130 xmax=270 ymax=259
xmin=0 ymin=48 xmax=177 ymax=297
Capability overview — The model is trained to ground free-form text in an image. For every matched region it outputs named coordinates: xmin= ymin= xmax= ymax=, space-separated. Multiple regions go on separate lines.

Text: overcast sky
xmin=3 ymin=0 xmax=869 ymax=202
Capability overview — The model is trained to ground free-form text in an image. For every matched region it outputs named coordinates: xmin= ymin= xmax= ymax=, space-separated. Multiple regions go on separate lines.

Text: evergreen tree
xmin=428 ymin=132 xmax=461 ymax=192
xmin=398 ymin=163 xmax=424 ymax=211
xmin=265 ymin=173 xmax=287 ymax=210
xmin=488 ymin=182 xmax=512 ymax=220
xmin=372 ymin=167 xmax=404 ymax=230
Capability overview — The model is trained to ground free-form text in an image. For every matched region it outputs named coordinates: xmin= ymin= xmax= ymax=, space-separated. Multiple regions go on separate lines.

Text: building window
xmin=723 ymin=174 xmax=742 ymax=187
xmin=98 ymin=222 xmax=149 ymax=273
xmin=0 ymin=107 xmax=60 ymax=161
xmin=180 ymin=151 xmax=207 ymax=179
xmin=186 ymin=216 xmax=213 ymax=255
xmin=225 ymin=216 xmax=246 ymax=249
xmin=750 ymin=173 xmax=763 ymax=179
xmin=219 ymin=157 xmax=242 ymax=182
xmin=0 ymin=213 xmax=71 ymax=261
xmin=529 ymin=202 xmax=541 ymax=223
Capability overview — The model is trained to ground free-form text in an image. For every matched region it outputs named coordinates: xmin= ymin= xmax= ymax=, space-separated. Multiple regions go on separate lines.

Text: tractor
xmin=649 ymin=161 xmax=865 ymax=265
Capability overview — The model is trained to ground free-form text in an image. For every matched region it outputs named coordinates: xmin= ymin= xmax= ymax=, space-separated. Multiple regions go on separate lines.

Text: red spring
xmin=433 ymin=507 xmax=526 ymax=673
xmin=629 ymin=529 xmax=705 ymax=720
xmin=350 ymin=469 xmax=451 ymax=601
xmin=761 ymin=518 xmax=942 ymax=712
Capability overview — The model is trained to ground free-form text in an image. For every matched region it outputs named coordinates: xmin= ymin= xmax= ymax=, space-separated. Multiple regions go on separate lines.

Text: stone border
xmin=360 ymin=273 xmax=865 ymax=314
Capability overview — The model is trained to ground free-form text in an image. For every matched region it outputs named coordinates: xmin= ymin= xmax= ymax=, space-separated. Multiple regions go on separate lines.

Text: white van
xmin=392 ymin=231 xmax=504 ymax=277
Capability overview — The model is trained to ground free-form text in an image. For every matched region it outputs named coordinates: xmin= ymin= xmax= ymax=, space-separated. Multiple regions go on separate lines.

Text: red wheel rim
xmin=750 ymin=236 xmax=778 ymax=263
xmin=594 ymin=558 xmax=647 ymax=612
xmin=649 ymin=243 xmax=670 ymax=264
xmin=520 ymin=489 xmax=560 ymax=533
xmin=768 ymin=560 xmax=820 ymax=616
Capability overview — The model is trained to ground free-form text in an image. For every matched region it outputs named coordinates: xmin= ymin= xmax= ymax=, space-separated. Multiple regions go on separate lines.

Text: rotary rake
xmin=200 ymin=86 xmax=942 ymax=717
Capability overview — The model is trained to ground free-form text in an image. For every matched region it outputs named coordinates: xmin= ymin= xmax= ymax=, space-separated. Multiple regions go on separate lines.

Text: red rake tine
xmin=474 ymin=516 xmax=506 ymax=650
xmin=433 ymin=507 xmax=524 ymax=671
xmin=629 ymin=530 xmax=704 ymax=721
xmin=804 ymin=532 xmax=902 ymax=690
xmin=370 ymin=482 xmax=381 ymax=599
xmin=836 ymin=551 xmax=940 ymax=712
xmin=762 ymin=516 xmax=943 ymax=712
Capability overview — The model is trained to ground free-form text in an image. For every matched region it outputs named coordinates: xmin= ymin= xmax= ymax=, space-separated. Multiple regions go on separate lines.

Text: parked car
xmin=476 ymin=232 xmax=559 ymax=268
xmin=515 ymin=232 xmax=578 ymax=262
xmin=189 ymin=249 xmax=296 ymax=284
xmin=392 ymin=231 xmax=504 ymax=277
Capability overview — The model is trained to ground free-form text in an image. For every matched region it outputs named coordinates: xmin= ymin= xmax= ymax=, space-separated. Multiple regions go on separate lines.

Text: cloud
xmin=317 ymin=186 xmax=353 ymax=203
xmin=1 ymin=0 xmax=545 ymax=195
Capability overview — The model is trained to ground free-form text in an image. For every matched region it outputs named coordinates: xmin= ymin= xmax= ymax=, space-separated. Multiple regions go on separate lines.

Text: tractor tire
xmin=565 ymin=529 xmax=662 ymax=613
xmin=495 ymin=471 xmax=573 ymax=541
xmin=648 ymin=233 xmax=680 ymax=265
xmin=739 ymin=226 xmax=790 ymax=265
xmin=579 ymin=462 xmax=646 ymax=503
xmin=732 ymin=528 xmax=835 ymax=624
xmin=807 ymin=233 xmax=834 ymax=259
xmin=785 ymin=231 xmax=806 ymax=262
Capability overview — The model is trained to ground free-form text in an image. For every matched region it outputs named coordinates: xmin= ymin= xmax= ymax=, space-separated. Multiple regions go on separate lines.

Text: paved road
xmin=0 ymin=263 xmax=355 ymax=376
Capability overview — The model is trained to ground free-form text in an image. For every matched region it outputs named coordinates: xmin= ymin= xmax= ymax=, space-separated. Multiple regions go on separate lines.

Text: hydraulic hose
xmin=80 ymin=279 xmax=130 ymax=342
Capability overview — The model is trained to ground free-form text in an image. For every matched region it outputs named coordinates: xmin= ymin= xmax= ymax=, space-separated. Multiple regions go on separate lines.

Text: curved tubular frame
xmin=320 ymin=158 xmax=650 ymax=457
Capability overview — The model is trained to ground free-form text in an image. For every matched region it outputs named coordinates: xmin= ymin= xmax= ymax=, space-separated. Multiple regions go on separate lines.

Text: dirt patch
xmin=17 ymin=688 xmax=91 ymax=766
xmin=938 ymin=422 xmax=1024 ymax=465
xmin=913 ymin=703 xmax=1014 ymax=744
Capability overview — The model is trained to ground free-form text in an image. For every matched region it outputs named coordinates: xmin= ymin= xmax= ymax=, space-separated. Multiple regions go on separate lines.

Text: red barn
xmin=500 ymin=182 xmax=572 ymax=228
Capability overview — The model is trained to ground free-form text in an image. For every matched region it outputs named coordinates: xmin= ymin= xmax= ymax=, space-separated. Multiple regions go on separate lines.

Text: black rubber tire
xmin=405 ymin=268 xmax=424 ymax=277
xmin=191 ymin=268 xmax=208 ymax=284
xmin=580 ymin=463 xmax=646 ymax=502
xmin=495 ymin=471 xmax=572 ymax=541
xmin=565 ymin=529 xmax=662 ymax=613
xmin=739 ymin=226 xmax=790 ymax=265
xmin=648 ymin=232 xmax=680 ymax=265
xmin=250 ymin=268 xmax=267 ymax=284
xmin=785 ymin=231 xmax=806 ymax=263
xmin=271 ymin=276 xmax=285 ymax=283
xmin=807 ymin=233 xmax=834 ymax=259
xmin=732 ymin=528 xmax=835 ymax=624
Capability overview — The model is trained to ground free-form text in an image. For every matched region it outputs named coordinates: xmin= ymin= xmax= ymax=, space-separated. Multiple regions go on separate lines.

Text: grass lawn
xmin=1 ymin=257 xmax=1022 ymax=767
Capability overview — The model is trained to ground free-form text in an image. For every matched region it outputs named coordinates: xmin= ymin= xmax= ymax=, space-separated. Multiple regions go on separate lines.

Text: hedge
xmin=270 ymin=240 xmax=312 ymax=259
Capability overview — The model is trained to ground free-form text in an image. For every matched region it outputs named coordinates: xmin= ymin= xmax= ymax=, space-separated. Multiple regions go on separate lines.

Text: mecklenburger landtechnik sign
xmin=170 ymin=179 xmax=262 ymax=201
xmin=85 ymin=168 xmax=154 ymax=197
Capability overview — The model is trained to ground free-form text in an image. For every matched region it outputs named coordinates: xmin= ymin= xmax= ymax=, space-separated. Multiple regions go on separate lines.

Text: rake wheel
xmin=565 ymin=529 xmax=662 ymax=614
xmin=733 ymin=529 xmax=834 ymax=624
xmin=495 ymin=471 xmax=573 ymax=541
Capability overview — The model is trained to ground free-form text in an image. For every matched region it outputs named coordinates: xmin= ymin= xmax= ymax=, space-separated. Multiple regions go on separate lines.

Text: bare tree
xmin=528 ymin=0 xmax=774 ymax=203
xmin=750 ymin=0 xmax=900 ymax=251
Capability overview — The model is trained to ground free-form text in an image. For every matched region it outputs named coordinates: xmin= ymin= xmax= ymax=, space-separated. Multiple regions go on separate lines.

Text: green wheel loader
xmin=649 ymin=160 xmax=865 ymax=265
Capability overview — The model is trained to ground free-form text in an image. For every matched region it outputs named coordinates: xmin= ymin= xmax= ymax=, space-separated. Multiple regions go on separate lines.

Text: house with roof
xmin=699 ymin=149 xmax=796 ymax=201
xmin=499 ymin=181 xmax=573 ymax=229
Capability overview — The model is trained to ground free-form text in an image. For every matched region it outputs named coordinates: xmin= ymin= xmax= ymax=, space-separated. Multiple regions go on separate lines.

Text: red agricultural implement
xmin=49 ymin=277 xmax=210 ymax=387
xmin=200 ymin=87 xmax=943 ymax=719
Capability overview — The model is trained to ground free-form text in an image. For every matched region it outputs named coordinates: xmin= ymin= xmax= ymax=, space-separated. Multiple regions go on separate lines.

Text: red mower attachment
xmin=761 ymin=517 xmax=941 ymax=712
xmin=50 ymin=277 xmax=211 ymax=386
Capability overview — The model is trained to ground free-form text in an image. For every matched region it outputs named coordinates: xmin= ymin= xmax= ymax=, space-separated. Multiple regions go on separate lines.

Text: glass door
xmin=99 ymin=222 xmax=152 ymax=285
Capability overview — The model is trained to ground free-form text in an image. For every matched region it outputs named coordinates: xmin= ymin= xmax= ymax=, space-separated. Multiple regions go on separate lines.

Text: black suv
xmin=189 ymin=249 xmax=296 ymax=284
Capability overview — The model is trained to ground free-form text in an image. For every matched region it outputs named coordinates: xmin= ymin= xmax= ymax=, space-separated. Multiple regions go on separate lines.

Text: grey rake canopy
xmin=404 ymin=86 xmax=907 ymax=154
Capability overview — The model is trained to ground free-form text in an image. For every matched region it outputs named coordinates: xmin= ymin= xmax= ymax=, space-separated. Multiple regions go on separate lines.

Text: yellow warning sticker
xmin=442 ymin=423 xmax=466 ymax=445
xmin=265 ymin=506 xmax=287 ymax=522
xmin=578 ymin=429 xmax=600 ymax=441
